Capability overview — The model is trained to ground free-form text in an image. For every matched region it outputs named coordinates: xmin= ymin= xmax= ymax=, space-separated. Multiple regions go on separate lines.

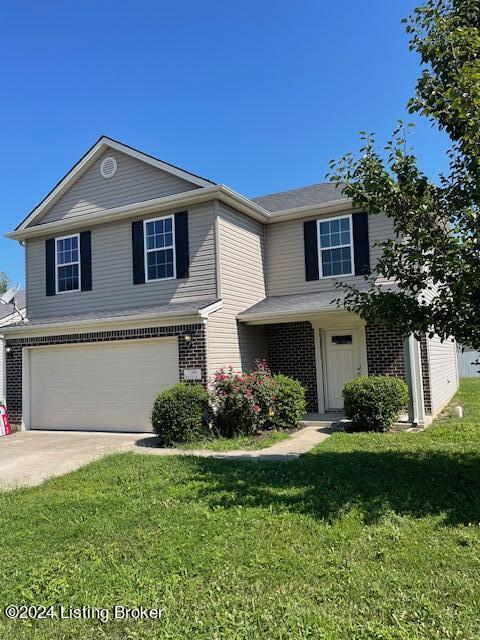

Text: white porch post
xmin=404 ymin=334 xmax=426 ymax=426
xmin=312 ymin=322 xmax=325 ymax=413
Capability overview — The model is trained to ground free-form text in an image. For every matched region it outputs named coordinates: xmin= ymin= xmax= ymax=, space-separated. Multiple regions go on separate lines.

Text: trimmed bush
xmin=343 ymin=375 xmax=409 ymax=432
xmin=152 ymin=383 xmax=209 ymax=446
xmin=270 ymin=374 xmax=307 ymax=430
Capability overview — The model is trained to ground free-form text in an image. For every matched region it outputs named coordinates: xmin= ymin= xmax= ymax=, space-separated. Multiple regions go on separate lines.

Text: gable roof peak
xmin=15 ymin=136 xmax=216 ymax=231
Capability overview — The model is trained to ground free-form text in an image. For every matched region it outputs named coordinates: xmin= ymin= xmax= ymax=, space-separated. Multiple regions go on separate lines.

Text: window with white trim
xmin=56 ymin=234 xmax=80 ymax=292
xmin=144 ymin=215 xmax=176 ymax=281
xmin=317 ymin=215 xmax=353 ymax=277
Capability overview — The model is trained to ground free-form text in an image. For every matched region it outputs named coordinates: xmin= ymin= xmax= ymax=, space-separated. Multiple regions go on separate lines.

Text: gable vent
xmin=100 ymin=156 xmax=117 ymax=178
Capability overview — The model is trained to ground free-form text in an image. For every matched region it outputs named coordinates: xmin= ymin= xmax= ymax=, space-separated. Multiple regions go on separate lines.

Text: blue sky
xmin=0 ymin=0 xmax=449 ymax=287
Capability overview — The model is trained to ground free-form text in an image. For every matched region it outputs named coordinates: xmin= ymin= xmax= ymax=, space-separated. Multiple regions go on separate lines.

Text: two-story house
xmin=2 ymin=137 xmax=459 ymax=432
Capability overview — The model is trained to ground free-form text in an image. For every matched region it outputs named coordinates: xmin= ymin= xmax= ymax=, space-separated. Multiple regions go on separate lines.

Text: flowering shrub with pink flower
xmin=211 ymin=360 xmax=306 ymax=437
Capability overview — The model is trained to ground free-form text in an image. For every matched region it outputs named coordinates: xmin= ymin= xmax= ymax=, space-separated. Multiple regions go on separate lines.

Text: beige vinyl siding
xmin=427 ymin=335 xmax=459 ymax=414
xmin=207 ymin=204 xmax=267 ymax=376
xmin=265 ymin=211 xmax=394 ymax=296
xmin=26 ymin=202 xmax=216 ymax=319
xmin=36 ymin=150 xmax=200 ymax=226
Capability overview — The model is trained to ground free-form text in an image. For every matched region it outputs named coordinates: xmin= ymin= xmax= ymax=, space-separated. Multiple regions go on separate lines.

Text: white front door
xmin=324 ymin=329 xmax=361 ymax=410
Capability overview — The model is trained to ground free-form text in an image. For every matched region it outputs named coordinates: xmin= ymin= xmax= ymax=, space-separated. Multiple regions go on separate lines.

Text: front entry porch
xmin=262 ymin=313 xmax=369 ymax=413
xmin=238 ymin=293 xmax=426 ymax=424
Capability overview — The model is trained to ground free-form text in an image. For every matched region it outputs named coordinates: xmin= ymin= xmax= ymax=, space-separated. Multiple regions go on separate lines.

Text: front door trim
xmin=311 ymin=319 xmax=368 ymax=413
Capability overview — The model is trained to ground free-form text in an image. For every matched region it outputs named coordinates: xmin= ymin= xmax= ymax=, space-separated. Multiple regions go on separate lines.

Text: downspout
xmin=404 ymin=334 xmax=426 ymax=426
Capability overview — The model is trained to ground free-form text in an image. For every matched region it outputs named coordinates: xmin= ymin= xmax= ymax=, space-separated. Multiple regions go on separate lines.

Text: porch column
xmin=404 ymin=334 xmax=426 ymax=426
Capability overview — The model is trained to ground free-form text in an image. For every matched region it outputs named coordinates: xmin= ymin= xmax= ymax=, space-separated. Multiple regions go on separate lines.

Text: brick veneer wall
xmin=419 ymin=335 xmax=432 ymax=414
xmin=365 ymin=324 xmax=406 ymax=379
xmin=5 ymin=323 xmax=207 ymax=428
xmin=266 ymin=322 xmax=317 ymax=412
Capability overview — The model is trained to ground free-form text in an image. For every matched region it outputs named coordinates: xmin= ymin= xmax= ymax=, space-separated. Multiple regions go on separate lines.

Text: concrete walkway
xmin=0 ymin=421 xmax=341 ymax=489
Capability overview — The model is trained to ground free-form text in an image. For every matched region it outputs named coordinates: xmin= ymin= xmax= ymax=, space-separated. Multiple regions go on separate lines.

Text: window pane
xmin=330 ymin=232 xmax=341 ymax=246
xmin=320 ymin=233 xmax=331 ymax=248
xmin=57 ymin=236 xmax=79 ymax=265
xmin=321 ymin=246 xmax=352 ymax=276
xmin=146 ymin=221 xmax=155 ymax=237
xmin=332 ymin=334 xmax=352 ymax=345
xmin=319 ymin=221 xmax=329 ymax=236
xmin=319 ymin=217 xmax=351 ymax=250
xmin=147 ymin=248 xmax=174 ymax=280
xmin=322 ymin=257 xmax=332 ymax=277
xmin=146 ymin=218 xmax=174 ymax=251
xmin=58 ymin=263 xmax=79 ymax=292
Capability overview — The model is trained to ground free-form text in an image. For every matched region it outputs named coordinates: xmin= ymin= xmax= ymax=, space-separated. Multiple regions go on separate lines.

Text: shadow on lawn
xmin=189 ymin=449 xmax=480 ymax=526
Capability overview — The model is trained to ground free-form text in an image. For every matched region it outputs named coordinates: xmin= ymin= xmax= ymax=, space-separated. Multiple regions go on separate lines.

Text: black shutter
xmin=45 ymin=238 xmax=56 ymax=296
xmin=175 ymin=211 xmax=189 ymax=279
xmin=132 ymin=220 xmax=145 ymax=284
xmin=353 ymin=212 xmax=370 ymax=275
xmin=80 ymin=231 xmax=92 ymax=291
xmin=304 ymin=220 xmax=319 ymax=281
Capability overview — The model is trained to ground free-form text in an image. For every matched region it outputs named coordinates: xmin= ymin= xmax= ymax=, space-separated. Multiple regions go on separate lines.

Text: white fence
xmin=457 ymin=347 xmax=480 ymax=378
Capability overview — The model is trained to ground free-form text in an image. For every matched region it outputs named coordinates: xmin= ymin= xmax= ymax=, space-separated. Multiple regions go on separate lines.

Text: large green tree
xmin=329 ymin=0 xmax=480 ymax=348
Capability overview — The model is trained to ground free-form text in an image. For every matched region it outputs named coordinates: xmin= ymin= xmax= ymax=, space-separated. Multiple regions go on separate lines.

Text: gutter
xmin=5 ymin=186 xmax=271 ymax=241
xmin=0 ymin=301 xmax=223 ymax=337
xmin=5 ymin=188 xmax=354 ymax=241
xmin=266 ymin=198 xmax=354 ymax=223
xmin=237 ymin=306 xmax=350 ymax=324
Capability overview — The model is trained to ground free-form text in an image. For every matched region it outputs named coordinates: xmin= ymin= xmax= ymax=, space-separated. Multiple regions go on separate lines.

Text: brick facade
xmin=365 ymin=324 xmax=406 ymax=379
xmin=5 ymin=323 xmax=207 ymax=428
xmin=266 ymin=322 xmax=318 ymax=412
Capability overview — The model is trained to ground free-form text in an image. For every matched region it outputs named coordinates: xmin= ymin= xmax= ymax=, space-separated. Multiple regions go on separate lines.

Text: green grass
xmin=176 ymin=429 xmax=291 ymax=451
xmin=1 ymin=379 xmax=480 ymax=639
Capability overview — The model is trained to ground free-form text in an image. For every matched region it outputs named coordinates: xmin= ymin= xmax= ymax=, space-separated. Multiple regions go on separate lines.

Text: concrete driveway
xmin=0 ymin=421 xmax=339 ymax=490
xmin=0 ymin=430 xmax=152 ymax=490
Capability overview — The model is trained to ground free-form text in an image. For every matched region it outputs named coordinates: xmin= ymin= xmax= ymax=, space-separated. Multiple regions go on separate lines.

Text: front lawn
xmin=1 ymin=380 xmax=479 ymax=639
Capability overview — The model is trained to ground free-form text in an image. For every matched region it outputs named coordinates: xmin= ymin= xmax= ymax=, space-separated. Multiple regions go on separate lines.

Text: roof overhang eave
xmin=1 ymin=300 xmax=223 ymax=337
xmin=5 ymin=186 xmax=271 ymax=241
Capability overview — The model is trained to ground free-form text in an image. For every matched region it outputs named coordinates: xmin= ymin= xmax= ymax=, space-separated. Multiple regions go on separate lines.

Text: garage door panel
xmin=29 ymin=338 xmax=178 ymax=431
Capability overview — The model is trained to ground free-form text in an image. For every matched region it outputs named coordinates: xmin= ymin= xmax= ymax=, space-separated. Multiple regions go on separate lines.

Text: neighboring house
xmin=0 ymin=291 xmax=26 ymax=402
xmin=1 ymin=137 xmax=459 ymax=432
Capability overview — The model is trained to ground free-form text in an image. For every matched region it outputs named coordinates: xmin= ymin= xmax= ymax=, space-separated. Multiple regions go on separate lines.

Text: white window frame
xmin=55 ymin=233 xmax=81 ymax=294
xmin=143 ymin=214 xmax=176 ymax=282
xmin=317 ymin=213 xmax=354 ymax=278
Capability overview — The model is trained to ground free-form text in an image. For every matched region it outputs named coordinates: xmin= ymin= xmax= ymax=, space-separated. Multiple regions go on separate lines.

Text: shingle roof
xmin=237 ymin=290 xmax=343 ymax=320
xmin=0 ymin=291 xmax=26 ymax=321
xmin=238 ymin=284 xmax=398 ymax=321
xmin=251 ymin=183 xmax=347 ymax=213
xmin=1 ymin=298 xmax=218 ymax=330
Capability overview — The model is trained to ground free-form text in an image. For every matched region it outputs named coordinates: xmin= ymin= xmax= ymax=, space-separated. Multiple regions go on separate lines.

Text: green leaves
xmin=329 ymin=0 xmax=480 ymax=348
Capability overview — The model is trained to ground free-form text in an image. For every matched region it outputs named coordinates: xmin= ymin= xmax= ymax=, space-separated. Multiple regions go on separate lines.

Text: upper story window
xmin=317 ymin=214 xmax=353 ymax=277
xmin=144 ymin=215 xmax=176 ymax=281
xmin=56 ymin=234 xmax=80 ymax=293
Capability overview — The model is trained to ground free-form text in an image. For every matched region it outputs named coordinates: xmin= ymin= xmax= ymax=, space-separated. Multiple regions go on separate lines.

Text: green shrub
xmin=270 ymin=374 xmax=307 ymax=430
xmin=211 ymin=361 xmax=277 ymax=437
xmin=343 ymin=375 xmax=409 ymax=432
xmin=211 ymin=362 xmax=307 ymax=437
xmin=151 ymin=383 xmax=209 ymax=446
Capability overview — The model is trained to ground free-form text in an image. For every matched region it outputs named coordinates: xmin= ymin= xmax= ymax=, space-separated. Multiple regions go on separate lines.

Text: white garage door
xmin=29 ymin=338 xmax=178 ymax=432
